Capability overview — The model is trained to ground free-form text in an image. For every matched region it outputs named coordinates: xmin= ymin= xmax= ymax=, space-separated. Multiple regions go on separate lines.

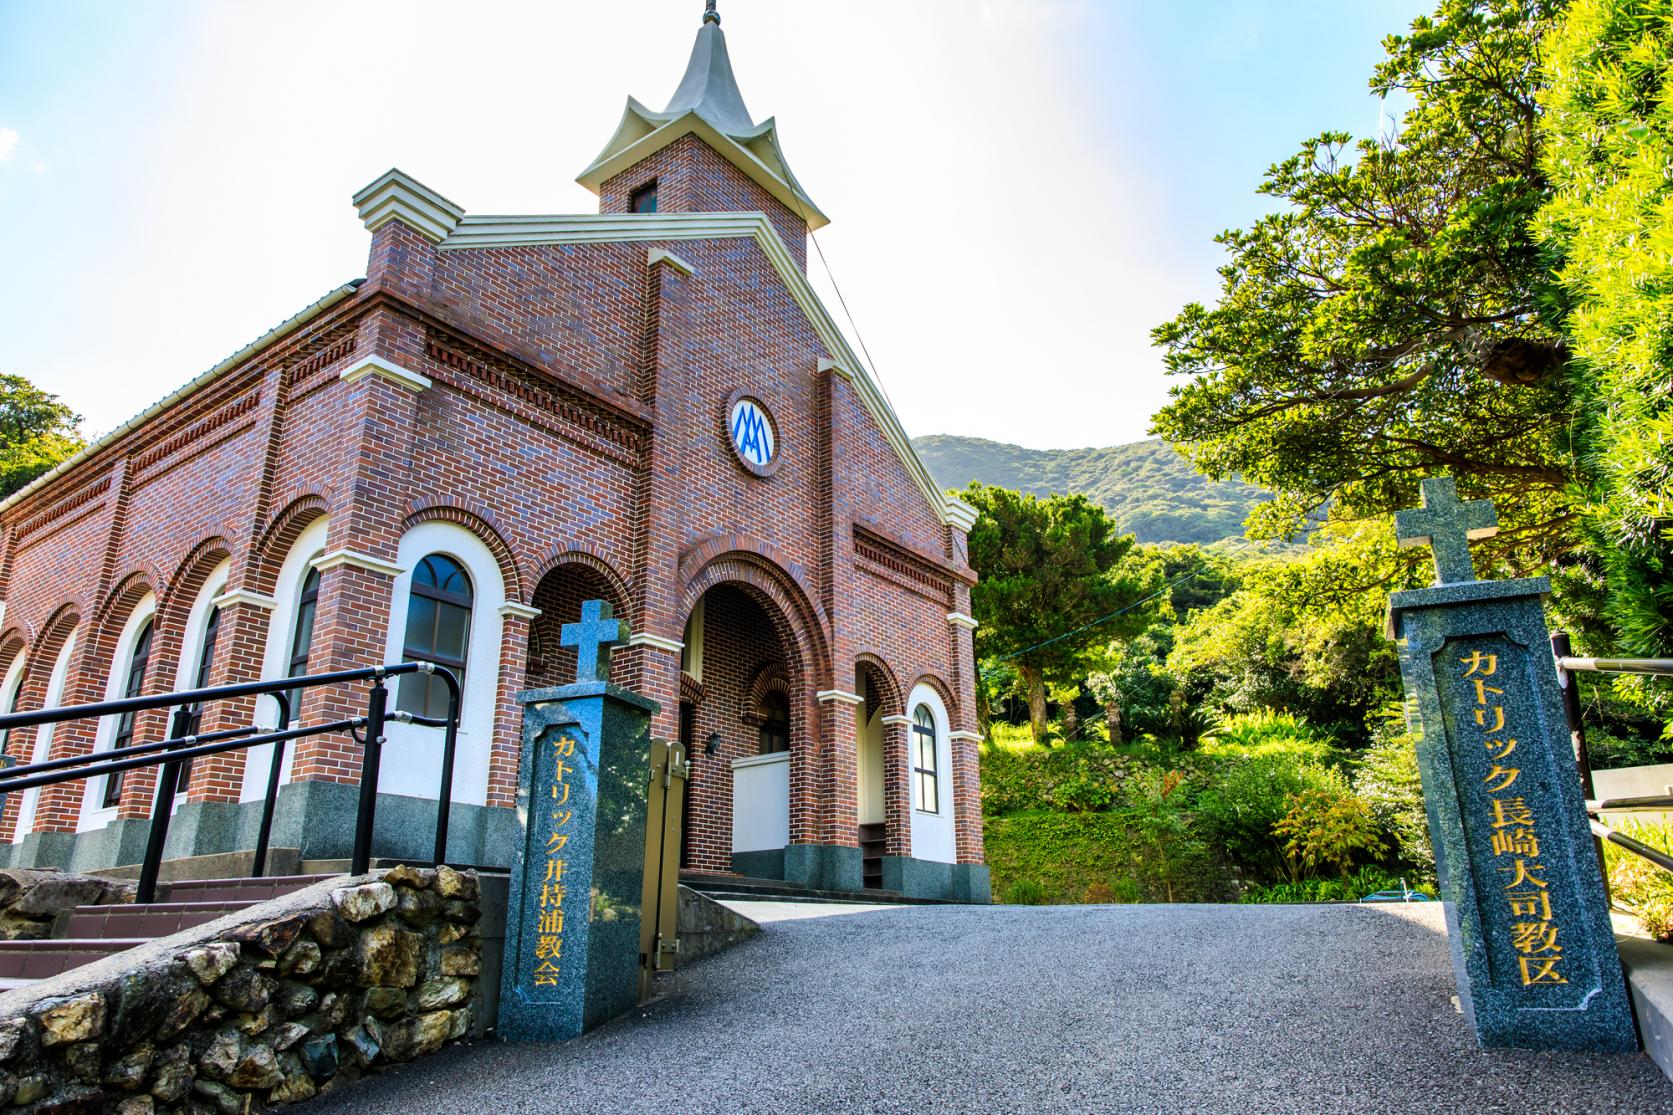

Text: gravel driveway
xmin=306 ymin=901 xmax=1673 ymax=1114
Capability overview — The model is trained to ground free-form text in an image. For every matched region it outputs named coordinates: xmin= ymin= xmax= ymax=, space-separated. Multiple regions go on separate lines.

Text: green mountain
xmin=912 ymin=435 xmax=1263 ymax=546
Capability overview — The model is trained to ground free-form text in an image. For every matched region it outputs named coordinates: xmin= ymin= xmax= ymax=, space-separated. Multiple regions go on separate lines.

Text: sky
xmin=0 ymin=0 xmax=1427 ymax=452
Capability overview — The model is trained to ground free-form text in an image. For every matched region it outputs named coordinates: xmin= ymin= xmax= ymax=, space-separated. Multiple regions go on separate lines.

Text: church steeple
xmin=576 ymin=4 xmax=829 ymax=234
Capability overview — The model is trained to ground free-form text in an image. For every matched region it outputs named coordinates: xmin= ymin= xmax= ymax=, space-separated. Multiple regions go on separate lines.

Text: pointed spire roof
xmin=663 ymin=18 xmax=755 ymax=136
xmin=577 ymin=4 xmax=829 ymax=231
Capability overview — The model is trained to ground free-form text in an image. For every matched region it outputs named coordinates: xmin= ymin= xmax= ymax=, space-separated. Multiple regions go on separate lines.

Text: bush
xmin=1199 ymin=710 xmax=1335 ymax=762
xmin=1196 ymin=754 xmax=1347 ymax=881
xmin=1082 ymin=881 xmax=1116 ymax=904
xmin=1001 ymin=879 xmax=1048 ymax=906
xmin=1274 ymin=788 xmax=1388 ymax=879
xmin=983 ymin=811 xmax=1233 ymax=905
xmin=1603 ymin=818 xmax=1673 ymax=942
xmin=1239 ymin=866 xmax=1411 ymax=904
xmin=979 ymin=741 xmax=1131 ymax=817
xmin=1353 ymin=714 xmax=1434 ymax=880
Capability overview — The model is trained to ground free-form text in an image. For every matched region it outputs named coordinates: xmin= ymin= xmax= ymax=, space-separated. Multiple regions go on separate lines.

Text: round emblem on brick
xmin=727 ymin=394 xmax=778 ymax=477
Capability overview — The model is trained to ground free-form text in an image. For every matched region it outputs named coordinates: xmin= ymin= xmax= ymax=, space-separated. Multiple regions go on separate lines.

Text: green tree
xmin=963 ymin=483 xmax=1157 ymax=745
xmin=1537 ymin=0 xmax=1673 ymax=658
xmin=0 ymin=374 xmax=82 ymax=499
xmin=1151 ymin=0 xmax=1578 ymax=565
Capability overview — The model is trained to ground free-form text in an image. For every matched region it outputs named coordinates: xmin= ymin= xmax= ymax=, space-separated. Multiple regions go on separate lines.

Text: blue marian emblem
xmin=730 ymin=398 xmax=775 ymax=468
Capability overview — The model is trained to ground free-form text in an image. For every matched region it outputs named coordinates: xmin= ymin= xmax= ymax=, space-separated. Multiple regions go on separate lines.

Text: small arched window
xmin=102 ymin=619 xmax=154 ymax=807
xmin=912 ymin=703 xmax=940 ymax=814
xmin=758 ymin=690 xmax=789 ymax=755
xmin=398 ymin=554 xmax=473 ymax=719
xmin=288 ymin=567 xmax=321 ymax=677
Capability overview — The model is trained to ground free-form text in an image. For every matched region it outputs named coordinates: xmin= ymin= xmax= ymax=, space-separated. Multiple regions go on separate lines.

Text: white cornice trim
xmin=816 ymin=357 xmax=855 ymax=382
xmin=436 ymin=211 xmax=962 ymax=529
xmin=949 ymin=730 xmax=984 ymax=743
xmin=880 ymin=714 xmax=913 ymax=727
xmin=0 ymin=283 xmax=360 ymax=519
xmin=946 ymin=612 xmax=979 ymax=631
xmin=731 ymin=750 xmax=792 ymax=771
xmin=647 ymin=247 xmax=696 ymax=276
xmin=312 ymin=549 xmax=405 ymax=578
xmin=497 ymin=602 xmax=542 ymax=621
xmin=627 ymin=632 xmax=684 ymax=654
xmin=211 ymin=589 xmax=279 ymax=612
xmin=815 ymin=689 xmax=864 ymax=706
xmin=340 ymin=355 xmax=432 ymax=393
xmin=353 ymin=168 xmax=465 ymax=244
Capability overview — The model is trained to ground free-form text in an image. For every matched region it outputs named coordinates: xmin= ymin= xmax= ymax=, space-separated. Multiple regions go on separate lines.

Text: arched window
xmin=288 ymin=568 xmax=320 ymax=677
xmin=758 ymin=690 xmax=789 ymax=755
xmin=0 ymin=655 xmax=26 ymax=761
xmin=175 ymin=605 xmax=221 ymax=790
xmin=912 ymin=703 xmax=940 ymax=814
xmin=398 ymin=554 xmax=473 ymax=718
xmin=101 ymin=619 xmax=154 ymax=807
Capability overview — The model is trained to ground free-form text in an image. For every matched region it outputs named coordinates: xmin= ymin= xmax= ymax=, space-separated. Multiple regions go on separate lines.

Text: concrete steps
xmin=0 ymin=873 xmax=339 ymax=990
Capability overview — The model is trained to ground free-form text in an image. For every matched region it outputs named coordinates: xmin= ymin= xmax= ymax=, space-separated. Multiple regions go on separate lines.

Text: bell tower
xmin=576 ymin=2 xmax=828 ymax=268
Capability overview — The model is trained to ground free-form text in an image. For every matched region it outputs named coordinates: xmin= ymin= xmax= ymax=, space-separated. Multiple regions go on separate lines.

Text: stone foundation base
xmin=0 ymin=784 xmax=518 ymax=873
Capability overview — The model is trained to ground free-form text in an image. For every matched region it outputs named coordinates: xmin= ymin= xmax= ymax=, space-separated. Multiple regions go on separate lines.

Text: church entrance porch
xmin=678 ymin=583 xmax=802 ymax=880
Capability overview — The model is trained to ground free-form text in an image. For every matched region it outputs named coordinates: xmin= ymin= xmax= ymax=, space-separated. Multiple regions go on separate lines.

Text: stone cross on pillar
xmin=1394 ymin=476 xmax=1499 ymax=585
xmin=1385 ymin=481 xmax=1635 ymax=1052
xmin=560 ymin=599 xmax=626 ymax=684
xmin=500 ymin=599 xmax=657 ymax=1042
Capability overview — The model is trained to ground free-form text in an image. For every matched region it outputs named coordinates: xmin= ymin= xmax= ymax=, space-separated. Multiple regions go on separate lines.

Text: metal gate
xmin=639 ymin=735 xmax=690 ymax=1001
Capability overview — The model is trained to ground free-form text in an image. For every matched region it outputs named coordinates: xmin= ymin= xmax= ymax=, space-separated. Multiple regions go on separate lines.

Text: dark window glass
xmin=758 ymin=690 xmax=789 ymax=755
xmin=174 ymin=606 xmax=222 ymax=793
xmin=912 ymin=704 xmax=939 ymax=814
xmin=103 ymin=619 xmax=154 ymax=807
xmin=288 ymin=568 xmax=320 ymax=677
xmin=397 ymin=554 xmax=473 ymax=719
xmin=631 ymin=182 xmax=658 ymax=213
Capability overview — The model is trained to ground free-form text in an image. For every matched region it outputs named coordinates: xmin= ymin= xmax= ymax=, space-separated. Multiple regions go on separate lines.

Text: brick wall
xmin=0 ymin=128 xmax=983 ymax=870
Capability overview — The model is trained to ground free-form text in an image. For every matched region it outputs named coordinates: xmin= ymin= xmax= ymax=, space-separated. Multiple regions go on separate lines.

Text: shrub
xmin=1603 ymin=818 xmax=1673 ymax=942
xmin=983 ymin=811 xmax=1233 ymax=905
xmin=1200 ymin=710 xmax=1334 ymax=761
xmin=1274 ymin=788 xmax=1388 ymax=879
xmin=1001 ymin=879 xmax=1048 ymax=906
xmin=1239 ymin=866 xmax=1408 ymax=904
xmin=1082 ymin=881 xmax=1116 ymax=904
xmin=1353 ymin=713 xmax=1434 ymax=880
xmin=1195 ymin=755 xmax=1347 ymax=881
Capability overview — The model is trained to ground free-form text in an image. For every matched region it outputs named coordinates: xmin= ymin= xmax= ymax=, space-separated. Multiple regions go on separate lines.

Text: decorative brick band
xmin=853 ymin=527 xmax=954 ymax=604
xmin=424 ymin=334 xmax=644 ymax=461
xmin=286 ymin=327 xmax=359 ymax=386
xmin=131 ymin=394 xmax=262 ymax=479
xmin=312 ymin=549 xmax=405 ymax=577
xmin=16 ymin=477 xmax=111 ymax=542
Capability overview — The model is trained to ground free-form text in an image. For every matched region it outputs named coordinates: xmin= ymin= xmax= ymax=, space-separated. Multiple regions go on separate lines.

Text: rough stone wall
xmin=0 ymin=871 xmax=134 ymax=941
xmin=0 ymin=866 xmax=482 ymax=1113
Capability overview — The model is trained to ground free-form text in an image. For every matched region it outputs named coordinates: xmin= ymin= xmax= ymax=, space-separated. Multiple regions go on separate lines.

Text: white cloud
xmin=0 ymin=128 xmax=18 ymax=161
xmin=30 ymin=161 xmax=48 ymax=174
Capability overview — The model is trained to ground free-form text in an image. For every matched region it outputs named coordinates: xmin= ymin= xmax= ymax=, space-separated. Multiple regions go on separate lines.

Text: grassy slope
xmin=912 ymin=435 xmax=1262 ymax=545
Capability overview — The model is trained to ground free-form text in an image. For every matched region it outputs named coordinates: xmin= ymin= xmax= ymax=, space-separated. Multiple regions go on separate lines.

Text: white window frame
xmin=241 ymin=517 xmax=329 ymax=803
xmin=14 ymin=631 xmax=77 ymax=843
xmin=77 ymin=593 xmax=157 ymax=831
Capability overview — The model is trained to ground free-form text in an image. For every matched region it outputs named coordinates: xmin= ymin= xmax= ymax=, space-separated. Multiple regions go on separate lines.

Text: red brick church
xmin=0 ymin=5 xmax=988 ymax=901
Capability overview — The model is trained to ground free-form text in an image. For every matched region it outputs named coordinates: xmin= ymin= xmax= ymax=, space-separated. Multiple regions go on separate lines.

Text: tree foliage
xmin=963 ymin=483 xmax=1157 ymax=743
xmin=1152 ymin=0 xmax=1577 ymax=565
xmin=0 ymin=374 xmax=81 ymax=500
xmin=1537 ymin=0 xmax=1673 ymax=656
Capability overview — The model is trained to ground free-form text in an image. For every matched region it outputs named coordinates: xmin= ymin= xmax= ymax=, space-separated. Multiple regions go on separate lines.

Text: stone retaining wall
xmin=0 ymin=864 xmax=482 ymax=1112
xmin=0 ymin=870 xmax=134 ymax=941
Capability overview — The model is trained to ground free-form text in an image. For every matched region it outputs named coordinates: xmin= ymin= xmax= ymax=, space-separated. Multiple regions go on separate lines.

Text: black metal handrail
xmin=1551 ymin=631 xmax=1673 ymax=882
xmin=0 ymin=661 xmax=461 ymax=902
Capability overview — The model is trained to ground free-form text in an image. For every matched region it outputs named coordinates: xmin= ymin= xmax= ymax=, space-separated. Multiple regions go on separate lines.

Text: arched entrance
xmin=678 ymin=582 xmax=800 ymax=876
xmin=855 ymin=656 xmax=903 ymax=890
